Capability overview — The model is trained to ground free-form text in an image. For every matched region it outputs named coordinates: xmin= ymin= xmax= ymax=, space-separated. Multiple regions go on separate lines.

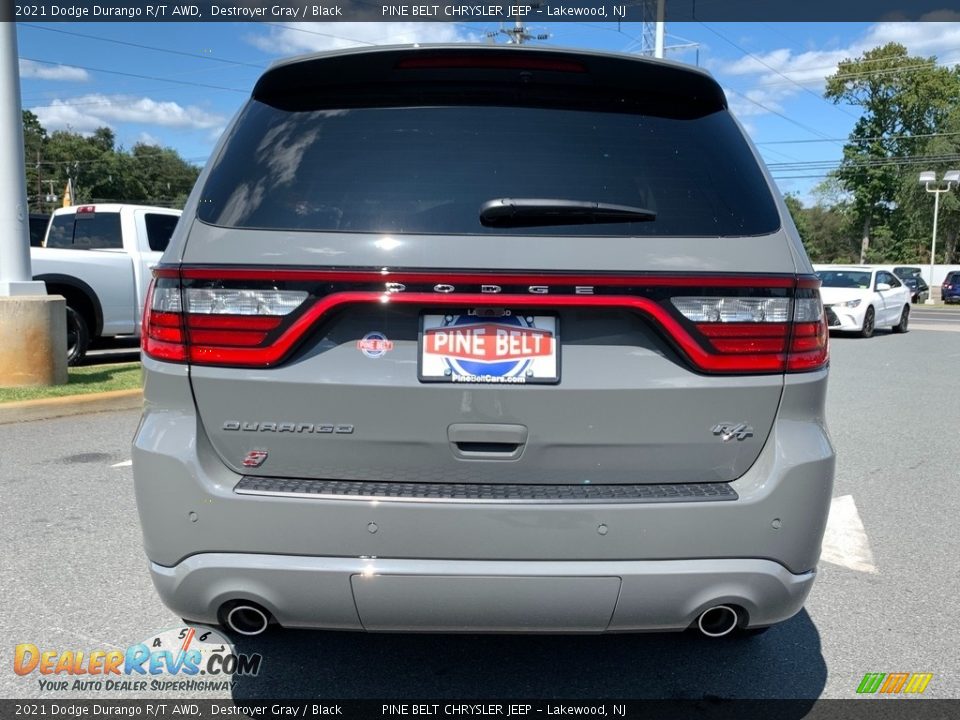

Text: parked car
xmin=891 ymin=266 xmax=928 ymax=303
xmin=901 ymin=276 xmax=929 ymax=304
xmin=29 ymin=213 xmax=49 ymax=247
xmin=818 ymin=266 xmax=912 ymax=337
xmin=133 ymin=45 xmax=834 ymax=639
xmin=31 ymin=204 xmax=181 ymax=364
xmin=942 ymin=270 xmax=960 ymax=304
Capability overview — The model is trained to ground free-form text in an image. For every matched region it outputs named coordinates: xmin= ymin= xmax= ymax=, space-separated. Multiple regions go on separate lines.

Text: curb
xmin=0 ymin=388 xmax=143 ymax=425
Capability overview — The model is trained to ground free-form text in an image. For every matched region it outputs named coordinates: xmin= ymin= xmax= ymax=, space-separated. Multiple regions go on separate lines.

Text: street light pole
xmin=920 ymin=170 xmax=960 ymax=305
xmin=0 ymin=22 xmax=66 ymax=386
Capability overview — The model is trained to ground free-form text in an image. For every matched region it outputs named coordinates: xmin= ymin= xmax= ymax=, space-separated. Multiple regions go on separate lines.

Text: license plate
xmin=419 ymin=312 xmax=559 ymax=384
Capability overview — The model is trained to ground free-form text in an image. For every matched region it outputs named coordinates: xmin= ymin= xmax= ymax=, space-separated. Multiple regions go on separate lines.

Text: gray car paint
xmin=134 ymin=44 xmax=834 ymax=633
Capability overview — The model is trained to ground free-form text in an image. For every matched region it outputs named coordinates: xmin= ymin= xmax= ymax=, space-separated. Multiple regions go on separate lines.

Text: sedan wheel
xmin=859 ymin=306 xmax=875 ymax=338
xmin=893 ymin=305 xmax=910 ymax=333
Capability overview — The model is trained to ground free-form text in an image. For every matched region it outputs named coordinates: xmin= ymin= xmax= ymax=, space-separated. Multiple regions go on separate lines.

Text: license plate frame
xmin=418 ymin=311 xmax=560 ymax=385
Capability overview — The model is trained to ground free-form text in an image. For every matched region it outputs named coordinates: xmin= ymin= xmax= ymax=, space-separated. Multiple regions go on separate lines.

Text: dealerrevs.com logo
xmin=14 ymin=627 xmax=262 ymax=692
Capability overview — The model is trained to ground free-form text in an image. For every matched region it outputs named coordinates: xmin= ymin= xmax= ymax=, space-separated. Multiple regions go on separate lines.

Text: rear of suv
xmin=943 ymin=271 xmax=960 ymax=303
xmin=133 ymin=45 xmax=834 ymax=637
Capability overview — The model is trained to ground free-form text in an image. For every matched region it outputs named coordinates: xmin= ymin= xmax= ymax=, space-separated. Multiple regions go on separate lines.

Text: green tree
xmin=22 ymin=110 xmax=48 ymax=212
xmin=896 ymin=107 xmax=960 ymax=265
xmin=21 ymin=115 xmax=201 ymax=209
xmin=824 ymin=42 xmax=960 ymax=262
xmin=783 ymin=193 xmax=859 ymax=263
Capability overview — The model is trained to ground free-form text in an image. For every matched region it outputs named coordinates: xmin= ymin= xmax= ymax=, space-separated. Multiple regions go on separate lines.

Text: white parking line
xmin=111 ymin=459 xmax=132 ymax=468
xmin=909 ymin=323 xmax=960 ymax=332
xmin=821 ymin=494 xmax=877 ymax=573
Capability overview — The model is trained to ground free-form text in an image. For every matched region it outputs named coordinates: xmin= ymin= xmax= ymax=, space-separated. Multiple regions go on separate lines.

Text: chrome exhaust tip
xmin=224 ymin=604 xmax=271 ymax=636
xmin=697 ymin=605 xmax=739 ymax=637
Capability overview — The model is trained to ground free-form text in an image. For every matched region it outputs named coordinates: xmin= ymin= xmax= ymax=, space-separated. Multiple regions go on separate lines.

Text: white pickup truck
xmin=31 ymin=204 xmax=181 ymax=364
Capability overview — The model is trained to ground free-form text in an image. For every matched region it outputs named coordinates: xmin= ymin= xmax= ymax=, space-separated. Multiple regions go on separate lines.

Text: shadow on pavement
xmin=229 ymin=610 xmax=825 ymax=705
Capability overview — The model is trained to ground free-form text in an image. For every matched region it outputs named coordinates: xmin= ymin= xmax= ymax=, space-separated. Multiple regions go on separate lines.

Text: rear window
xmin=46 ymin=214 xmax=74 ymax=248
xmin=29 ymin=216 xmax=48 ymax=247
xmin=47 ymin=212 xmax=122 ymax=249
xmin=197 ymin=101 xmax=781 ymax=237
xmin=145 ymin=213 xmax=179 ymax=252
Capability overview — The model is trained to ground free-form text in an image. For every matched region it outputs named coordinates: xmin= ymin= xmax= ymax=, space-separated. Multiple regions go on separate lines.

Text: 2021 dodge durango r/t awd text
xmin=133 ymin=45 xmax=834 ymax=638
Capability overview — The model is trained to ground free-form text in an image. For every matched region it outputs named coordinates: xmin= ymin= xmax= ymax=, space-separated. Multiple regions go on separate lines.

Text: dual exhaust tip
xmin=221 ymin=601 xmax=743 ymax=638
xmin=696 ymin=605 xmax=740 ymax=637
xmin=223 ymin=603 xmax=271 ymax=636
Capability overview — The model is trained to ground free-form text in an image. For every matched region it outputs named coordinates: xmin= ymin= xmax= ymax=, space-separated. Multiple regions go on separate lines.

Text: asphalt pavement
xmin=2 ymin=324 xmax=959 ymax=701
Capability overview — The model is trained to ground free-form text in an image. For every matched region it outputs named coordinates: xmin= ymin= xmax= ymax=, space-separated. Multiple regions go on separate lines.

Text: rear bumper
xmin=151 ymin=554 xmax=814 ymax=632
xmin=134 ymin=359 xmax=833 ymax=632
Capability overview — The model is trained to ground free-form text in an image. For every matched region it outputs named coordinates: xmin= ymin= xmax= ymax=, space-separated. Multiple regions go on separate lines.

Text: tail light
xmin=142 ymin=269 xmax=310 ymax=367
xmin=670 ymin=283 xmax=828 ymax=373
xmin=142 ymin=268 xmax=828 ymax=374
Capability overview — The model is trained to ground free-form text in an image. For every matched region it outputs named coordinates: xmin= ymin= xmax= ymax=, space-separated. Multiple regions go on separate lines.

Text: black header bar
xmin=8 ymin=0 xmax=960 ymax=23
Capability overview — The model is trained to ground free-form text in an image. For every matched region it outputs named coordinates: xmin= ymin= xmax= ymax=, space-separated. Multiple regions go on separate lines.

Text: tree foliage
xmin=21 ymin=111 xmax=200 ymax=212
xmin=793 ymin=42 xmax=960 ymax=265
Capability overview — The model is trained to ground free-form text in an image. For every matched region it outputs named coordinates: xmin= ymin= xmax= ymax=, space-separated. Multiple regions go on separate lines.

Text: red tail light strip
xmin=177 ymin=292 xmax=784 ymax=371
xmin=143 ymin=268 xmax=827 ymax=373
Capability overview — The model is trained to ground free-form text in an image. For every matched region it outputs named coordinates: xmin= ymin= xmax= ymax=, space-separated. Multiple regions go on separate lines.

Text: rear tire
xmin=859 ymin=306 xmax=875 ymax=339
xmin=893 ymin=305 xmax=909 ymax=333
xmin=66 ymin=305 xmax=90 ymax=366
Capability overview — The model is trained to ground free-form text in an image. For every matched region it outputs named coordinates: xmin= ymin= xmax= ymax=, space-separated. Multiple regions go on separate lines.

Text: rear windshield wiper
xmin=479 ymin=198 xmax=657 ymax=228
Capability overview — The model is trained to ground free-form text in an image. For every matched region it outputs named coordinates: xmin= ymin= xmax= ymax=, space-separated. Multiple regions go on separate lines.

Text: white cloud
xmin=32 ymin=94 xmax=226 ymax=134
xmin=712 ymin=22 xmax=960 ymax=119
xmin=137 ymin=132 xmax=163 ymax=146
xmin=19 ymin=59 xmax=90 ymax=82
xmin=246 ymin=22 xmax=474 ymax=57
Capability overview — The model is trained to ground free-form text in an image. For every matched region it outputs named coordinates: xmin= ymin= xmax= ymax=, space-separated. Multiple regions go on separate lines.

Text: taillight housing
xmin=142 ymin=268 xmax=312 ymax=367
xmin=669 ymin=281 xmax=828 ymax=373
xmin=142 ymin=267 xmax=828 ymax=374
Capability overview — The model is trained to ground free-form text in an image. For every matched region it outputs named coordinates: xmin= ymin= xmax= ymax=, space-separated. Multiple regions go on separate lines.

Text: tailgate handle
xmin=448 ymin=424 xmax=527 ymax=460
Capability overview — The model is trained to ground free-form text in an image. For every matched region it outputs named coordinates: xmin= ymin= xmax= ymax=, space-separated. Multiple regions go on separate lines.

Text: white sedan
xmin=817 ymin=267 xmax=912 ymax=338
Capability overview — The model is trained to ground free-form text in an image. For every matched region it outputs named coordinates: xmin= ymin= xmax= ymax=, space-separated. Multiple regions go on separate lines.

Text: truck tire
xmin=66 ymin=305 xmax=90 ymax=366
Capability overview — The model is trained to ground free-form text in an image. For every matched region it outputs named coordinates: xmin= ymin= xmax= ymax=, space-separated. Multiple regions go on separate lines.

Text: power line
xmin=19 ymin=56 xmax=248 ymax=94
xmin=723 ymin=85 xmax=842 ymax=144
xmin=738 ymin=60 xmax=951 ymax=93
xmin=698 ymin=21 xmax=859 ymax=120
xmin=768 ymin=153 xmax=960 ymax=169
xmin=757 ymin=130 xmax=960 ymax=146
xmin=20 ymin=24 xmax=267 ymax=70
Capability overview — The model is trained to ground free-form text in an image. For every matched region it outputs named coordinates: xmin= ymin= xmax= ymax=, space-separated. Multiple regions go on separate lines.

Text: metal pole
xmin=926 ymin=189 xmax=940 ymax=305
xmin=0 ymin=22 xmax=44 ymax=296
xmin=654 ymin=0 xmax=666 ymax=58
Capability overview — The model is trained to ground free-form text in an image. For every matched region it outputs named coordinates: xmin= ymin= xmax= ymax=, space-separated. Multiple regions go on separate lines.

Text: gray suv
xmin=134 ymin=45 xmax=834 ymax=638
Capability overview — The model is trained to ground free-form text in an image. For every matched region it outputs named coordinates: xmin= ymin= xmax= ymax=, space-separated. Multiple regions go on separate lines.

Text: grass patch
xmin=0 ymin=362 xmax=142 ymax=404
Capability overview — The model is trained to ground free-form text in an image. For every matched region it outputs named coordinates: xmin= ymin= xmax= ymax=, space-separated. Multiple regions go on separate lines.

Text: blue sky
xmin=16 ymin=21 xmax=960 ymax=202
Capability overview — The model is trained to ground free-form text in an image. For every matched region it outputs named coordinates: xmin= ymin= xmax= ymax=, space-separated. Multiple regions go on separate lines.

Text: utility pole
xmin=0 ymin=22 xmax=66 ymax=386
xmin=654 ymin=0 xmax=665 ymax=59
xmin=491 ymin=19 xmax=549 ymax=45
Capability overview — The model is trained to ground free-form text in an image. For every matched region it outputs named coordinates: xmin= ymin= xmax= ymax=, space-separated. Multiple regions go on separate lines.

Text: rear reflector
xmin=141 ymin=268 xmax=828 ymax=374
